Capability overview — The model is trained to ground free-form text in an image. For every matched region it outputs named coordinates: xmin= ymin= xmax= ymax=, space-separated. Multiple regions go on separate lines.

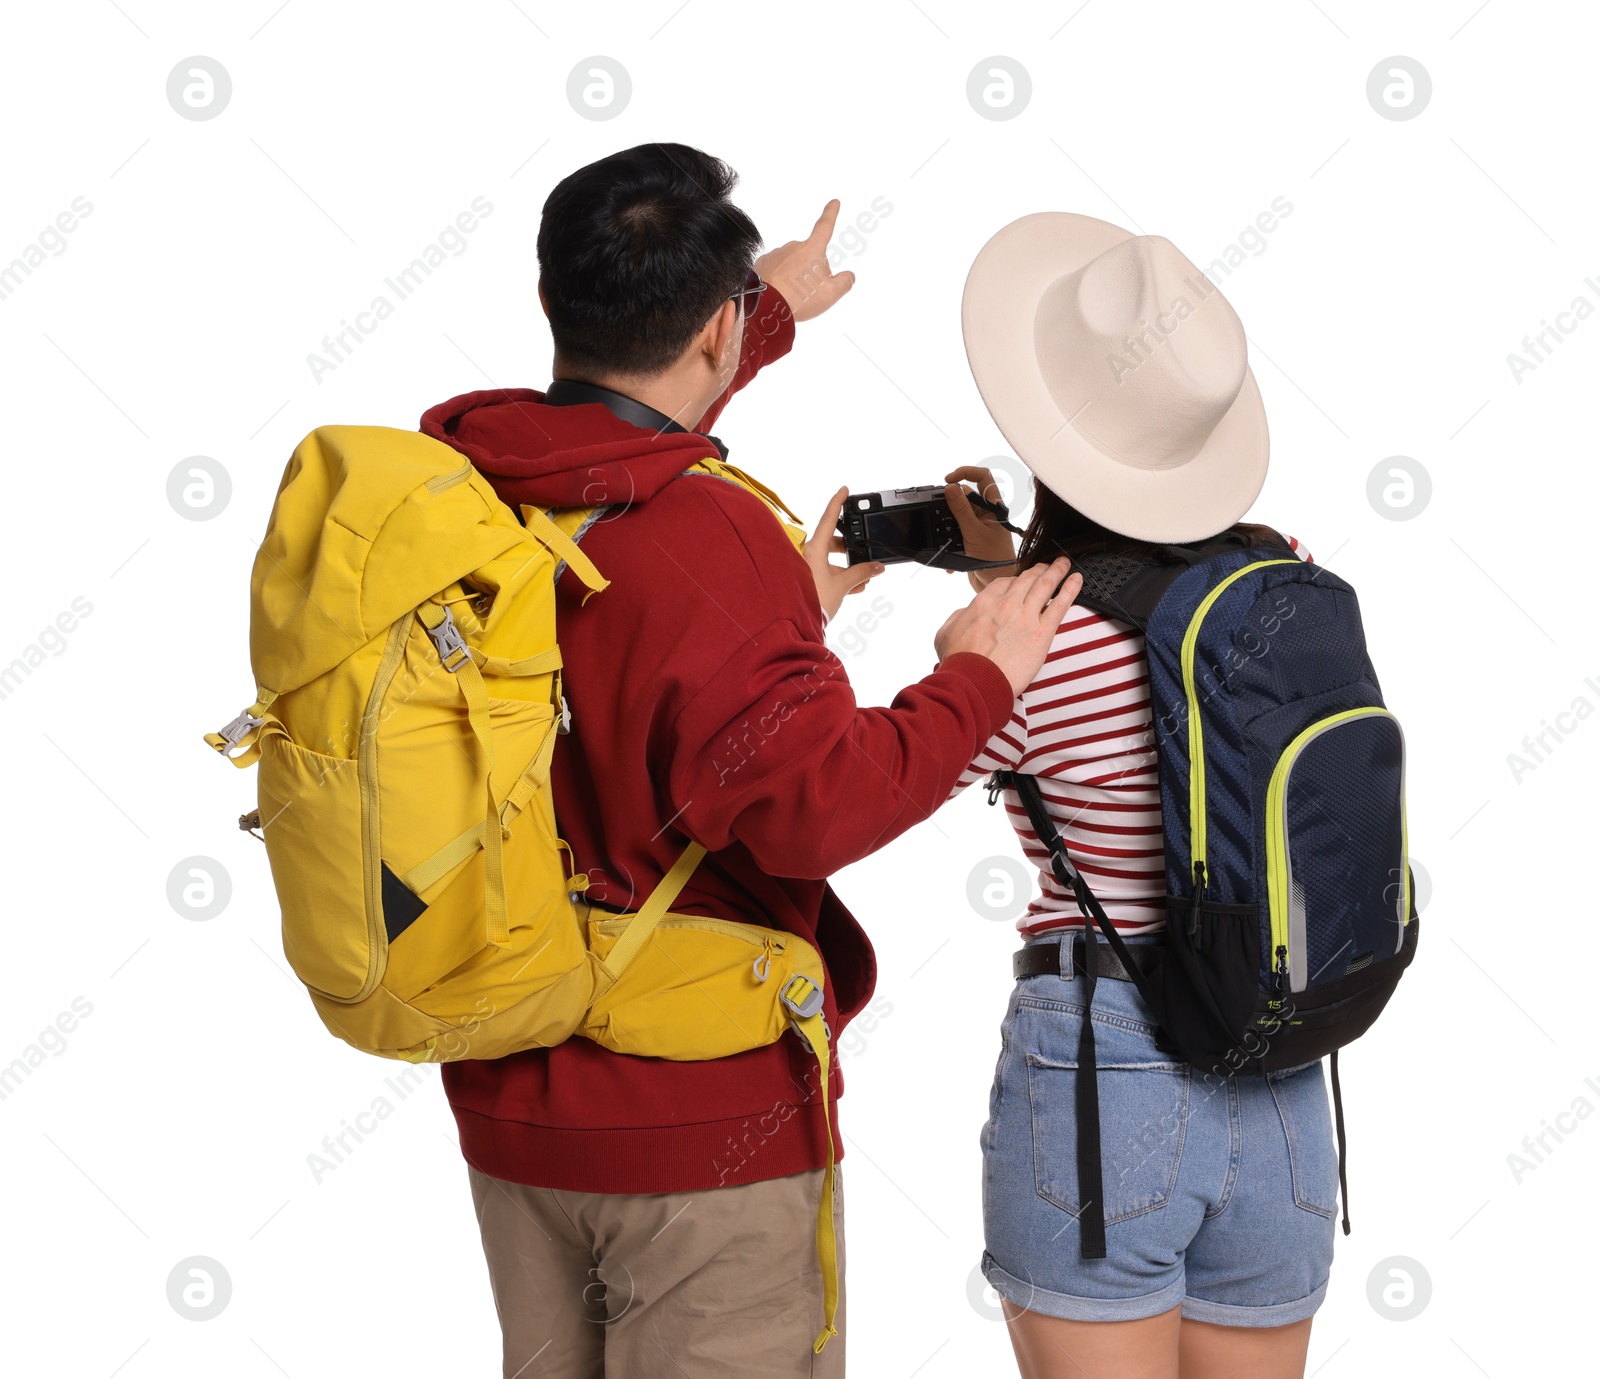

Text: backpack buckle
xmin=216 ymin=709 xmax=264 ymax=749
xmin=781 ymin=976 xmax=824 ymax=1021
xmin=425 ymin=607 xmax=472 ymax=671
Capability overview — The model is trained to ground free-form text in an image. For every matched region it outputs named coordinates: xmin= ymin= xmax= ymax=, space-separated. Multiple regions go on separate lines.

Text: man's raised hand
xmin=756 ymin=201 xmax=856 ymax=323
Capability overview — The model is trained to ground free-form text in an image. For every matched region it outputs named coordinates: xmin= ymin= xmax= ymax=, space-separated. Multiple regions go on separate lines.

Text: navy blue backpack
xmin=990 ymin=526 xmax=1418 ymax=1259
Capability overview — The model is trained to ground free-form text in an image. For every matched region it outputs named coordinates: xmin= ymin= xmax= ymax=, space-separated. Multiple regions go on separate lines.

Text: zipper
xmin=424 ymin=460 xmax=474 ymax=494
xmin=1189 ymin=859 xmax=1207 ymax=941
xmin=1263 ymin=707 xmax=1405 ymax=992
xmin=347 ymin=615 xmax=414 ymax=1003
xmin=589 ymin=914 xmax=788 ymax=949
xmin=1179 ymin=559 xmax=1300 ymax=886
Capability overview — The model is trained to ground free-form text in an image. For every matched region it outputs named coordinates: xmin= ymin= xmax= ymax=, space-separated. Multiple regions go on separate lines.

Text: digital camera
xmin=836 ymin=485 xmax=1020 ymax=572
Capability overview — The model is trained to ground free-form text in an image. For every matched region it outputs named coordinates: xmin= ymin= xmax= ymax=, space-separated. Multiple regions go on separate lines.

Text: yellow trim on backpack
xmin=1264 ymin=707 xmax=1407 ymax=989
xmin=1180 ymin=560 xmax=1299 ymax=880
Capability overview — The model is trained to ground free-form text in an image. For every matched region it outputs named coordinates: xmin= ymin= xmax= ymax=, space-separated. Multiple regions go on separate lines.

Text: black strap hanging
xmin=1330 ymin=1048 xmax=1351 ymax=1236
xmin=993 ymin=770 xmax=1169 ymax=1260
xmin=1075 ymin=903 xmax=1107 ymax=1258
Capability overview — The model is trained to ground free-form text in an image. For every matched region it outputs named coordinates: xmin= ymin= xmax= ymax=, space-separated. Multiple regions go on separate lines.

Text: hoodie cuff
xmin=752 ymin=284 xmax=798 ymax=364
xmin=936 ymin=652 xmax=1018 ymax=737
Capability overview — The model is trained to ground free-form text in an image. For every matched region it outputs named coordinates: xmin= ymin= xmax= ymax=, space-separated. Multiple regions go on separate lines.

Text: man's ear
xmin=537 ymin=280 xmax=550 ymax=319
xmin=701 ymin=298 xmax=741 ymax=373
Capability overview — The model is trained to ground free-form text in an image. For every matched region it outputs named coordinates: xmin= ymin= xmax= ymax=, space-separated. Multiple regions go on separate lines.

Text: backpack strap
xmin=595 ymin=842 xmax=707 ymax=981
xmin=417 ymin=603 xmax=512 ymax=948
xmin=1070 ymin=525 xmax=1292 ymax=629
xmin=1331 ymin=1048 xmax=1351 ymax=1236
xmin=683 ymin=457 xmax=810 ymax=554
xmin=991 ymin=768 xmax=1170 ymax=1260
xmin=521 ymin=504 xmax=611 ymax=603
xmin=778 ymin=972 xmax=840 ymax=1353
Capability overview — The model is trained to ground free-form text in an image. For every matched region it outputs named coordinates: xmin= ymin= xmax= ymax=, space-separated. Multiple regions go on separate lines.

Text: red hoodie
xmin=420 ymin=290 xmax=1014 ymax=1194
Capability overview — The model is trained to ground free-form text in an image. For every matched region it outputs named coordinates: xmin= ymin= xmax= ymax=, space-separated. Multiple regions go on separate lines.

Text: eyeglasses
xmin=728 ymin=268 xmax=766 ymax=318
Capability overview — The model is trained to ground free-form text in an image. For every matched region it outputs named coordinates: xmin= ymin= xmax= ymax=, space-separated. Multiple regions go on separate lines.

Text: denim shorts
xmin=980 ymin=935 xmax=1339 ymax=1327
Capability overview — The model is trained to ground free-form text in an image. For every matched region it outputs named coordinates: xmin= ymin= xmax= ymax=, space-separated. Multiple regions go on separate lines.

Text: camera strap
xmin=544 ymin=378 xmax=730 ymax=460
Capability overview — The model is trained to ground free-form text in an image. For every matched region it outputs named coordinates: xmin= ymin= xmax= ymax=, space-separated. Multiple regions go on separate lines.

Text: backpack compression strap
xmin=418 ymin=603 xmax=516 ymax=947
xmin=991 ymin=769 xmax=1170 ymax=1260
xmin=205 ymin=689 xmax=280 ymax=766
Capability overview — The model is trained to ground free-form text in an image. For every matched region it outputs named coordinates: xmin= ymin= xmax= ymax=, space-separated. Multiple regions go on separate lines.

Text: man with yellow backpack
xmin=210 ymin=143 xmax=1076 ymax=1376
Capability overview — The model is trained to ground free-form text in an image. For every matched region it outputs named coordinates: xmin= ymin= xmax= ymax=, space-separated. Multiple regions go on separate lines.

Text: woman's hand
xmin=943 ymin=465 xmax=1018 ymax=591
xmin=805 ymin=486 xmax=884 ymax=623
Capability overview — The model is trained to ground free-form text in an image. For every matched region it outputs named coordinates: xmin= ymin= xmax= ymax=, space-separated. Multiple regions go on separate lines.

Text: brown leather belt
xmin=1013 ymin=935 xmax=1164 ymax=984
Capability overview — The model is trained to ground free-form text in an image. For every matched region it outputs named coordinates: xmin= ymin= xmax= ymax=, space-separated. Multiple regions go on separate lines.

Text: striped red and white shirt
xmin=953 ymin=539 xmax=1308 ymax=937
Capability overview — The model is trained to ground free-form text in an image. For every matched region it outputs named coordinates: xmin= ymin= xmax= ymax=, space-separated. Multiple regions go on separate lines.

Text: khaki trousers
xmin=469 ymin=1164 xmax=846 ymax=1378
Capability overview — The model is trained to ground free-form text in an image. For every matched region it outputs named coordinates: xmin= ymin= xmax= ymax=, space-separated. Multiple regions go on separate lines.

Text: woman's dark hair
xmin=537 ymin=143 xmax=762 ymax=378
xmin=1015 ymin=478 xmax=1280 ymax=570
xmin=1015 ymin=480 xmax=1142 ymax=570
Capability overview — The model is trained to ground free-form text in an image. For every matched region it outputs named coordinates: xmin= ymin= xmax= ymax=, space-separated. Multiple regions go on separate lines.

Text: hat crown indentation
xmin=1034 ymin=235 xmax=1248 ymax=472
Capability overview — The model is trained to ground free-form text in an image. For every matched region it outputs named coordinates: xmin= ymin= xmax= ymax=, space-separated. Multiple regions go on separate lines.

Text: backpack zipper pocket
xmin=1264 ymin=707 xmax=1408 ymax=993
xmin=1180 ymin=559 xmax=1301 ymax=885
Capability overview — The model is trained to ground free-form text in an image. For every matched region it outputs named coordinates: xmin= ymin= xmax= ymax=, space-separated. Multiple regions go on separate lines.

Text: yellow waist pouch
xmin=584 ymin=908 xmax=824 ymax=1060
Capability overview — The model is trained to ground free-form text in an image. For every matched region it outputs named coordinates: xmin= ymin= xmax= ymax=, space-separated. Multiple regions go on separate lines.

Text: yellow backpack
xmin=206 ymin=425 xmax=840 ymax=1350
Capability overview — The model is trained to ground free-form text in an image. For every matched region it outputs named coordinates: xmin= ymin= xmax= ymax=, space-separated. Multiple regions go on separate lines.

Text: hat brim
xmin=962 ymin=212 xmax=1269 ymax=544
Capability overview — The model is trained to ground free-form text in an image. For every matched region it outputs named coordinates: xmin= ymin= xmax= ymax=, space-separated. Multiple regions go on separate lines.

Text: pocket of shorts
xmin=1269 ymin=1060 xmax=1339 ymax=1217
xmin=1027 ymin=1052 xmax=1189 ymax=1224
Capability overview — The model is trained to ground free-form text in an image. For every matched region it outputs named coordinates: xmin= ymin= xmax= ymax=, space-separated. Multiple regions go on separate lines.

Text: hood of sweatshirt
xmin=419 ymin=388 xmax=722 ymax=511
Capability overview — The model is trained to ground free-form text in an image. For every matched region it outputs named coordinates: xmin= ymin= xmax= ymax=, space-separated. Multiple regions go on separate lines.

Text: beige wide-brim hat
xmin=962 ymin=212 xmax=1269 ymax=543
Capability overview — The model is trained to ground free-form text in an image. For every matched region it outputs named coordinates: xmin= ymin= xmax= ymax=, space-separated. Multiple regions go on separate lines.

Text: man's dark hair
xmin=537 ymin=143 xmax=762 ymax=378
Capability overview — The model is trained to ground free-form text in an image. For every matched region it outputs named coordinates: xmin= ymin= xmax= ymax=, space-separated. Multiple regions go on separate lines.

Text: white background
xmin=2 ymin=1 xmax=1595 ymax=1375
